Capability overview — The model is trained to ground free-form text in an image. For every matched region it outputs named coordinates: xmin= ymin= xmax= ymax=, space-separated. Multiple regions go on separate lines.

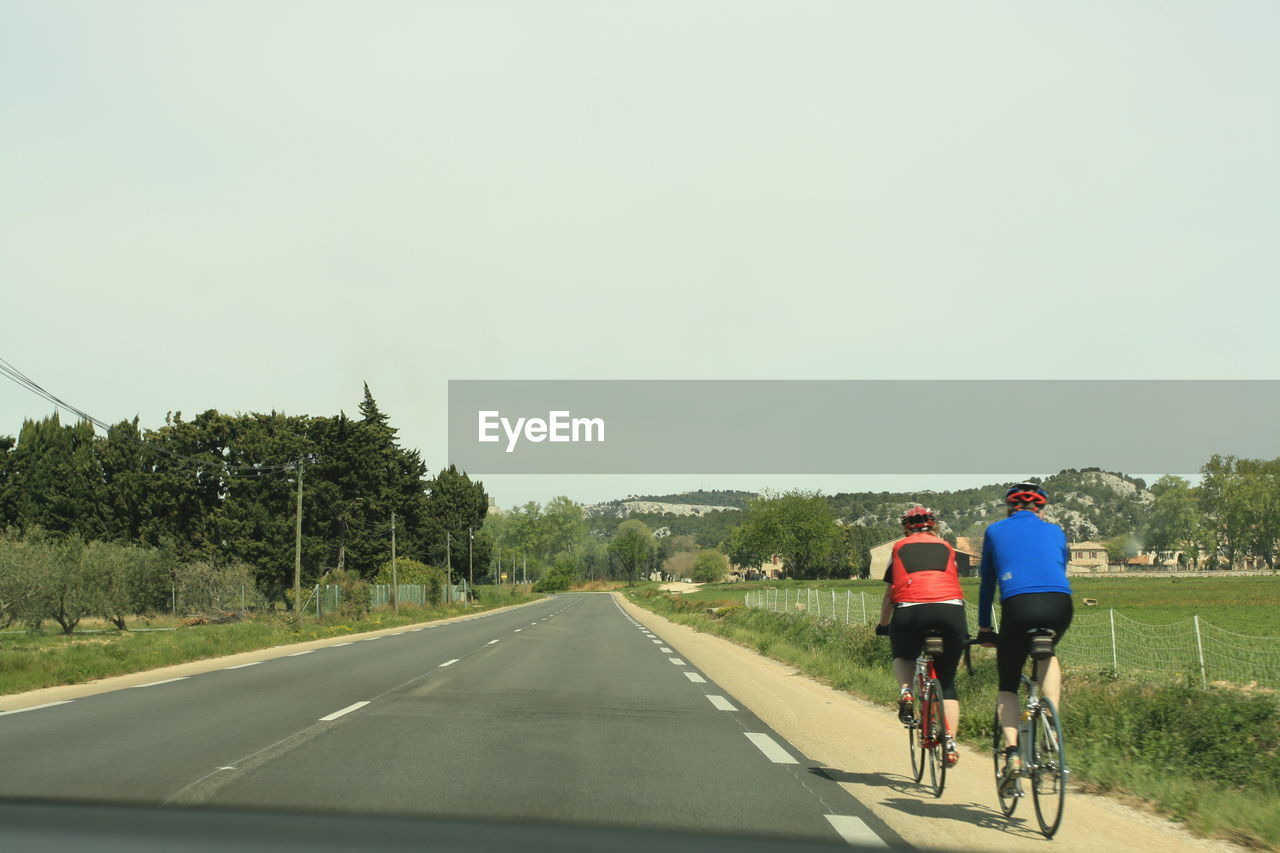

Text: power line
xmin=0 ymin=356 xmax=297 ymax=476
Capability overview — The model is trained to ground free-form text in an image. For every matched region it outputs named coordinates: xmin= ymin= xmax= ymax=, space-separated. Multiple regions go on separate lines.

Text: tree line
xmin=0 ymin=386 xmax=492 ymax=607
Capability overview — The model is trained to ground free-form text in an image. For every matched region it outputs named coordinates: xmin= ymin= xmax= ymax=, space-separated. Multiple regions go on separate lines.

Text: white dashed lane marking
xmin=825 ymin=815 xmax=887 ymax=848
xmin=223 ymin=662 xmax=262 ymax=670
xmin=668 ymin=658 xmax=686 ymax=665
xmin=319 ymin=701 xmax=370 ymax=722
xmin=439 ymin=659 xmax=460 ymax=667
xmin=706 ymin=695 xmax=736 ymax=711
xmin=744 ymin=733 xmax=798 ymax=764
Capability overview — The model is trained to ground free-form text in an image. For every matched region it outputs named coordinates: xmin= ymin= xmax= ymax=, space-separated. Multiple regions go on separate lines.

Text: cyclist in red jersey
xmin=876 ymin=506 xmax=967 ymax=766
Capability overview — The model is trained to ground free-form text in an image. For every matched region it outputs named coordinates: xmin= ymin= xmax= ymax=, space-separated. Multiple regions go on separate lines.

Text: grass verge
xmin=0 ymin=586 xmax=541 ymax=697
xmin=626 ymin=588 xmax=1280 ymax=851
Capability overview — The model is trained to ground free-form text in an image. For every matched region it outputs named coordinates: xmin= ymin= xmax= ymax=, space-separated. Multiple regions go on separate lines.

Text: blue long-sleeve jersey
xmin=978 ymin=510 xmax=1071 ymax=629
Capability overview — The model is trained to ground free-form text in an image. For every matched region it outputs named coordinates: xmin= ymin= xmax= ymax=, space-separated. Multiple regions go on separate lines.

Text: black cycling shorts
xmin=889 ymin=603 xmax=967 ymax=701
xmin=995 ymin=592 xmax=1074 ymax=693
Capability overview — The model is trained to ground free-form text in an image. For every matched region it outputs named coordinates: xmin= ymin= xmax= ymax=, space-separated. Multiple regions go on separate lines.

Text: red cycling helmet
xmin=1005 ymin=482 xmax=1048 ymax=507
xmin=900 ymin=505 xmax=937 ymax=531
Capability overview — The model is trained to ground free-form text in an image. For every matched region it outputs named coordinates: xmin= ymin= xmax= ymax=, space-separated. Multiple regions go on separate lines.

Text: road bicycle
xmin=988 ymin=629 xmax=1068 ymax=838
xmin=904 ymin=631 xmax=949 ymax=798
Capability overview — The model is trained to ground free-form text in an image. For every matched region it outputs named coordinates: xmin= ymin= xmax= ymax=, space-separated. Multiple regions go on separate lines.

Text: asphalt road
xmin=0 ymin=594 xmax=898 ymax=847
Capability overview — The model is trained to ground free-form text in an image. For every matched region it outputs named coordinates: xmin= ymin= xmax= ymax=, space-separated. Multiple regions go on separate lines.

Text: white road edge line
xmin=286 ymin=650 xmax=315 ymax=656
xmin=825 ymin=815 xmax=887 ymax=848
xmin=439 ymin=659 xmax=460 ymax=667
xmin=223 ymin=662 xmax=262 ymax=670
xmin=744 ymin=733 xmax=798 ymax=764
xmin=669 ymin=658 xmax=686 ymax=665
xmin=684 ymin=672 xmax=706 ymax=683
xmin=0 ymin=701 xmax=73 ymax=715
xmin=659 ymin=647 xmax=673 ymax=653
xmin=132 ymin=677 xmax=189 ymax=688
xmin=319 ymin=701 xmax=370 ymax=722
xmin=651 ymin=640 xmax=663 ymax=644
xmin=706 ymin=695 xmax=736 ymax=711
xmin=332 ymin=642 xmax=353 ymax=647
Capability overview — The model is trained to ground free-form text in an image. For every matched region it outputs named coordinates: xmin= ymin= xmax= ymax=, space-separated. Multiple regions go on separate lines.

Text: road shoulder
xmin=614 ymin=592 xmax=1250 ymax=853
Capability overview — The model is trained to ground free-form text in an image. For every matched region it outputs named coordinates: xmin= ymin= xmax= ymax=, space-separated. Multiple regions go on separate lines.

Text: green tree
xmin=609 ymin=520 xmax=655 ymax=585
xmin=728 ymin=491 xmax=841 ymax=579
xmin=1146 ymin=475 xmax=1204 ymax=567
xmin=690 ymin=549 xmax=728 ymax=583
xmin=86 ymin=540 xmax=170 ymax=630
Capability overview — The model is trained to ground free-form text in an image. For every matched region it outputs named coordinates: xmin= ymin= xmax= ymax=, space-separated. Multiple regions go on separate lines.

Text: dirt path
xmin=615 ymin=593 xmax=1250 ymax=853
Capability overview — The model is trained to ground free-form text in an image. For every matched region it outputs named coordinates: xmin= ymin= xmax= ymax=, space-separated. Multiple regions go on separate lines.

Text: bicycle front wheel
xmin=908 ymin=675 xmax=925 ymax=783
xmin=1030 ymin=696 xmax=1067 ymax=837
xmin=992 ymin=712 xmax=1017 ymax=817
xmin=925 ymin=680 xmax=946 ymax=798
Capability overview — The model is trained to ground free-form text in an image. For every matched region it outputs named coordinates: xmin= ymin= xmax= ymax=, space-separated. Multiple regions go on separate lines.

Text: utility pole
xmin=293 ymin=458 xmax=303 ymax=613
xmin=468 ymin=526 xmax=474 ymax=600
xmin=391 ymin=510 xmax=398 ymax=614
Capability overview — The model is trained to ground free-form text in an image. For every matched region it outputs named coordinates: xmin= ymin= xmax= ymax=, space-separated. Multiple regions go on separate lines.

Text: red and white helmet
xmin=900 ymin=505 xmax=937 ymax=531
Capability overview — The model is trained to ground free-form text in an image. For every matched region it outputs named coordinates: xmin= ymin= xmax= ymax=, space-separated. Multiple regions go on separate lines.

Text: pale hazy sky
xmin=2 ymin=2 xmax=1276 ymax=506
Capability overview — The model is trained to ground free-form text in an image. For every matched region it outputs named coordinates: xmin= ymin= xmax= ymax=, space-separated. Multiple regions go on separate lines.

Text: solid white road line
xmin=684 ymin=672 xmax=706 ymax=683
xmin=223 ymin=662 xmax=262 ymax=670
xmin=439 ymin=659 xmax=460 ymax=667
xmin=319 ymin=701 xmax=370 ymax=721
xmin=286 ymin=650 xmax=315 ymax=656
xmin=706 ymin=695 xmax=736 ymax=711
xmin=0 ymin=701 xmax=73 ymax=715
xmin=669 ymin=658 xmax=686 ymax=665
xmin=825 ymin=815 xmax=887 ymax=848
xmin=132 ymin=677 xmax=190 ymax=688
xmin=744 ymin=733 xmax=798 ymax=764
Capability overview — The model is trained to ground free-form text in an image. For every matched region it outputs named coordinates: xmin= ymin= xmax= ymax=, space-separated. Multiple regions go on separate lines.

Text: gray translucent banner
xmin=447 ymin=381 xmax=1278 ymax=474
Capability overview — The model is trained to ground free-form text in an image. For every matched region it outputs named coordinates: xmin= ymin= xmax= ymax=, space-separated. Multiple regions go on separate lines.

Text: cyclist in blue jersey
xmin=977 ymin=482 xmax=1073 ymax=789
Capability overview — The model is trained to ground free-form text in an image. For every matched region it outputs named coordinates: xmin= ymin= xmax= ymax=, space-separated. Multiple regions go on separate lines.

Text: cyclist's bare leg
xmin=943 ymin=699 xmax=959 ymax=735
xmin=997 ymin=690 xmax=1020 ymax=748
xmin=1036 ymin=654 xmax=1062 ymax=711
xmin=892 ymin=658 xmax=915 ymax=691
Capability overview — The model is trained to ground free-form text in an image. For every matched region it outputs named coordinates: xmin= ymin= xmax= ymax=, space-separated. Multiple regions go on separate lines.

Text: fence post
xmin=861 ymin=592 xmax=867 ymax=623
xmin=315 ymin=584 xmax=320 ymax=618
xmin=832 ymin=590 xmax=836 ymax=620
xmin=1194 ymin=614 xmax=1208 ymax=689
xmin=1109 ymin=608 xmax=1118 ymax=676
xmin=846 ymin=590 xmax=851 ymax=624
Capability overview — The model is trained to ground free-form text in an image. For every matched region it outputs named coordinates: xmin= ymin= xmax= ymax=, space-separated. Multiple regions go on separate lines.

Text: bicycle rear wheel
xmin=908 ymin=674 xmax=925 ymax=783
xmin=992 ymin=712 xmax=1017 ymax=817
xmin=1030 ymin=696 xmax=1067 ymax=837
xmin=925 ymin=680 xmax=946 ymax=798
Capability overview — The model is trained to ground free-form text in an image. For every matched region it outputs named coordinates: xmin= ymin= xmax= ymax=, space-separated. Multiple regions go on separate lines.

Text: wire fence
xmin=300 ymin=582 xmax=473 ymax=614
xmin=742 ymin=588 xmax=1280 ymax=692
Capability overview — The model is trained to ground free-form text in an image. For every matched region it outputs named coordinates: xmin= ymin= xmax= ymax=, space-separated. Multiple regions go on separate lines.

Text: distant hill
xmin=828 ymin=469 xmax=1152 ymax=542
xmin=623 ymin=489 xmax=757 ymax=508
xmin=590 ymin=470 xmax=1152 ymax=545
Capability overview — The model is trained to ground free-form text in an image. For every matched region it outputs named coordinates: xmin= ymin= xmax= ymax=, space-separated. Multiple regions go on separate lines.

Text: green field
xmin=672 ymin=575 xmax=1280 ymax=636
